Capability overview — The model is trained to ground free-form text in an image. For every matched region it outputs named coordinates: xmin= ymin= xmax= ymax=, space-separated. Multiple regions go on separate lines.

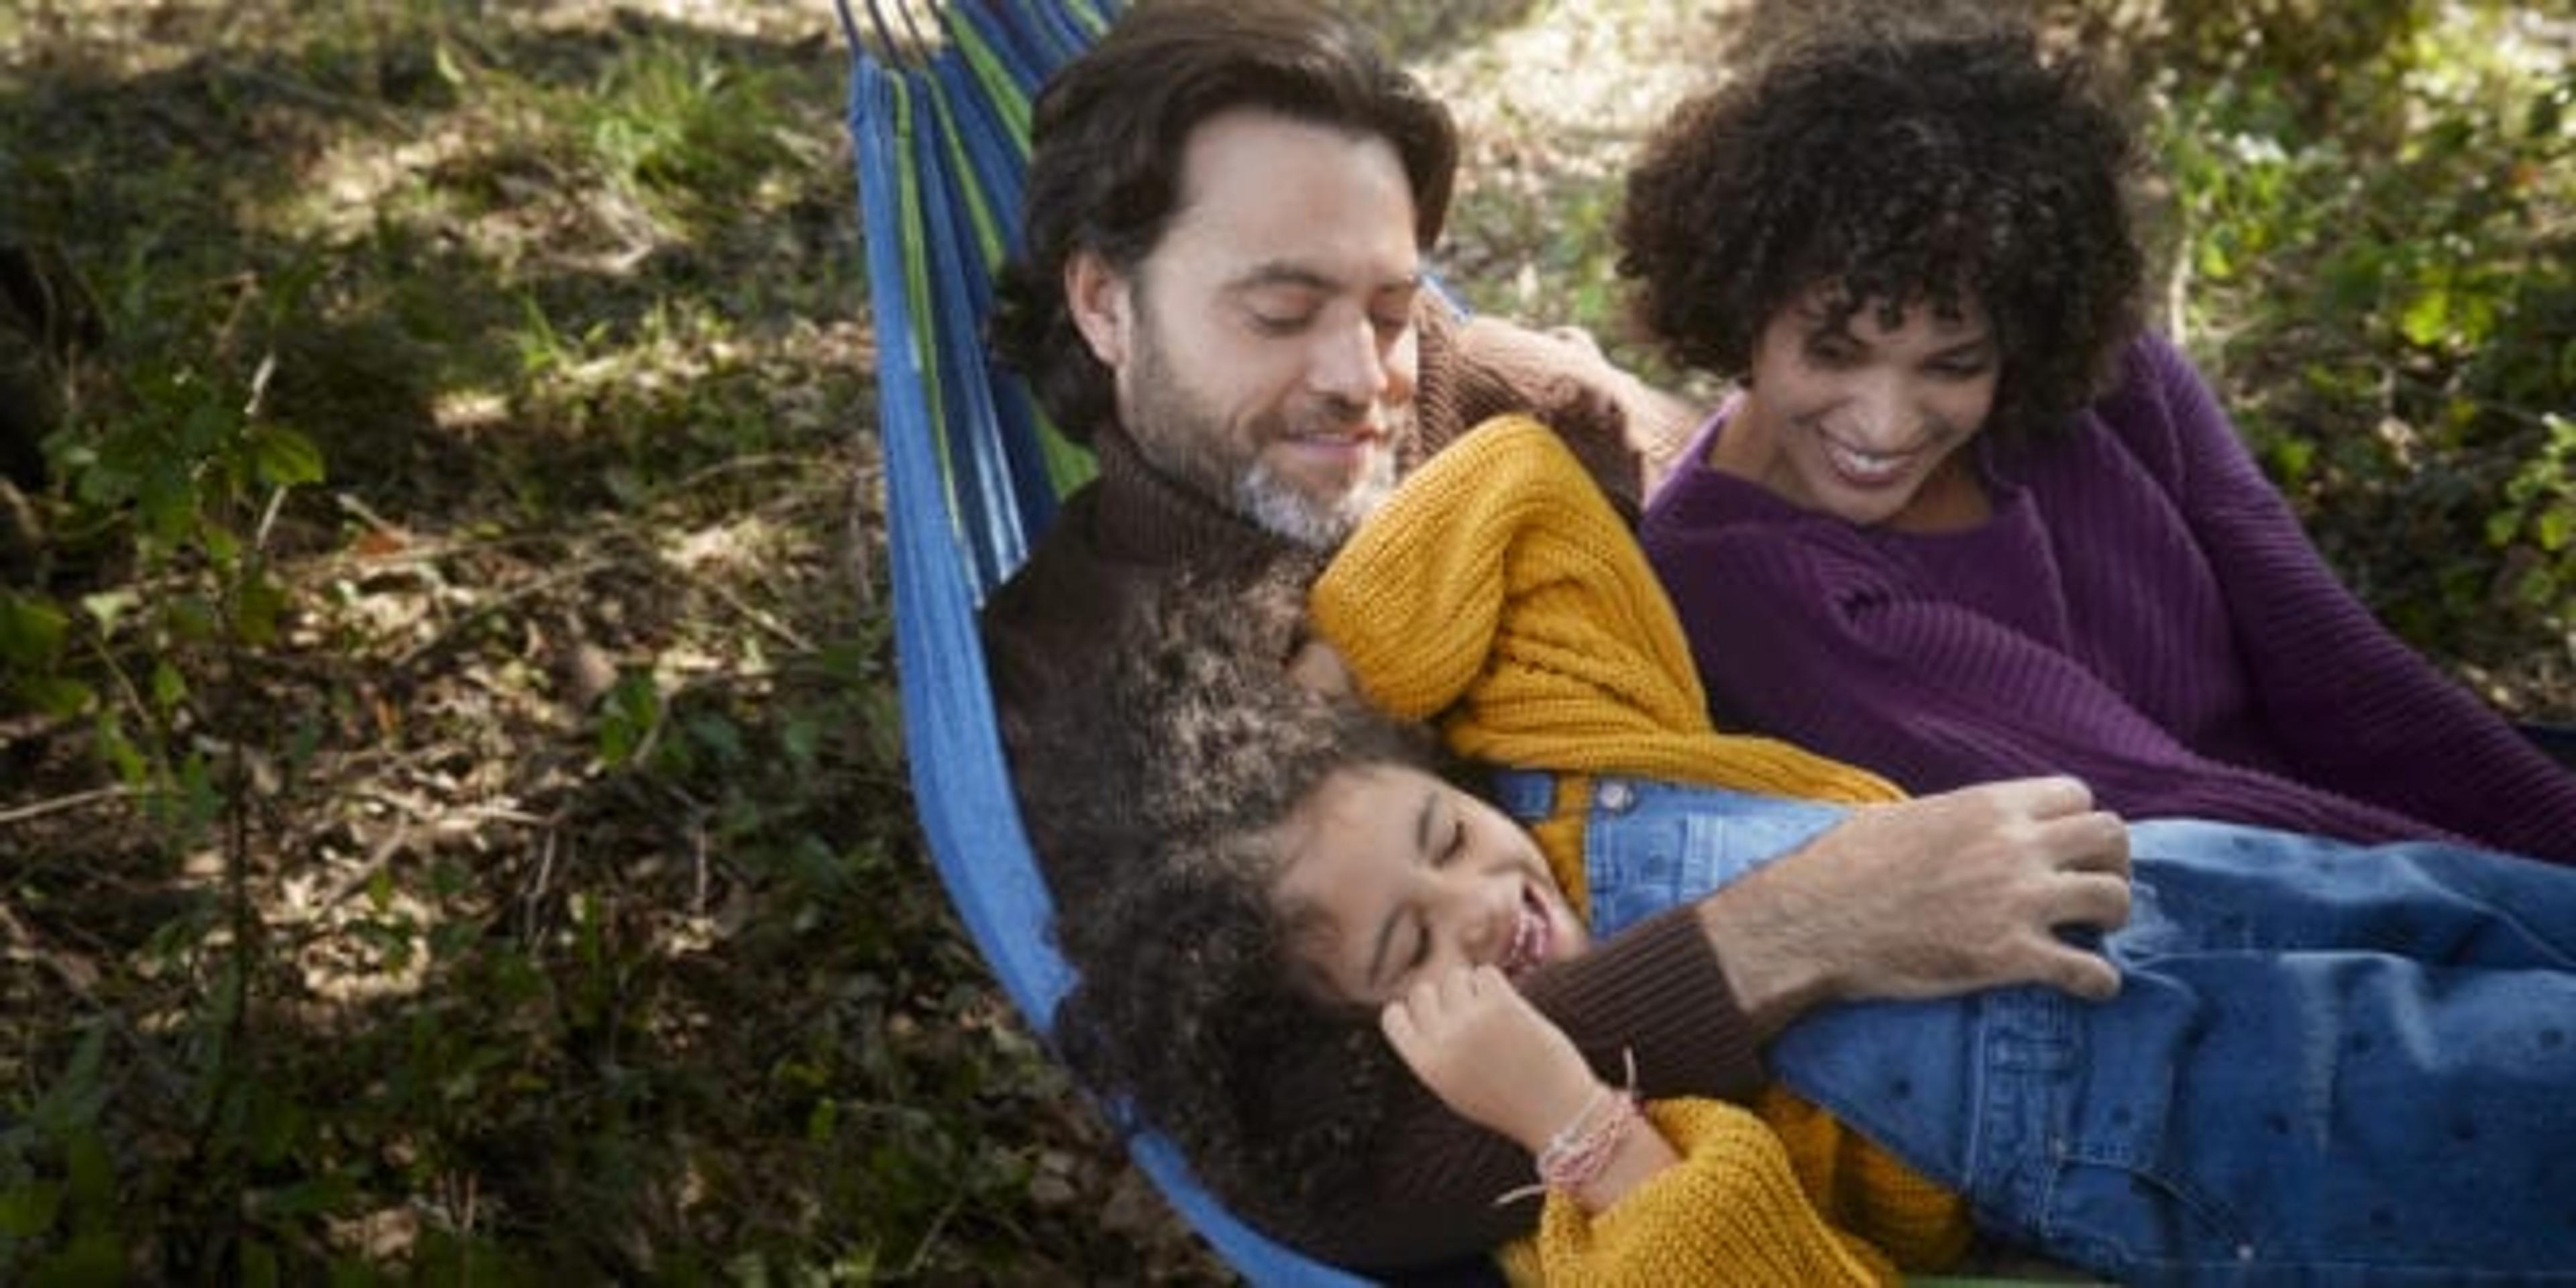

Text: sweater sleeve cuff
xmin=1532 ymin=1098 xmax=1894 ymax=1287
xmin=1516 ymin=906 xmax=1768 ymax=1100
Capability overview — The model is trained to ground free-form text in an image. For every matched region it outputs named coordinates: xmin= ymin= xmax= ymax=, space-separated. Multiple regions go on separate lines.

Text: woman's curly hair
xmin=1044 ymin=573 xmax=1448 ymax=1231
xmin=1617 ymin=19 xmax=2148 ymax=443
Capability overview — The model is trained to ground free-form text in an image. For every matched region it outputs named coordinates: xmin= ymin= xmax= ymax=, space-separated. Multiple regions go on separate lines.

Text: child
xmin=1053 ymin=574 xmax=1970 ymax=1286
xmin=1617 ymin=21 xmax=2576 ymax=863
xmin=1058 ymin=415 xmax=2576 ymax=1285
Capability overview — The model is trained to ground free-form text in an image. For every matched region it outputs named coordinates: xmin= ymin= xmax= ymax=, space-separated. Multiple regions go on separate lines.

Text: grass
xmin=1 ymin=0 xmax=2568 ymax=1283
xmin=1 ymin=1 xmax=1218 ymax=1280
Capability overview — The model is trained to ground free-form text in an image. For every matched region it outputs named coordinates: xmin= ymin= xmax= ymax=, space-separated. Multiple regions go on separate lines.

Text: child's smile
xmin=1269 ymin=763 xmax=1589 ymax=1004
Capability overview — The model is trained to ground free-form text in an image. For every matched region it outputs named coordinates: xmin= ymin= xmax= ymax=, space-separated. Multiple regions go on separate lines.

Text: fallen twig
xmin=0 ymin=784 xmax=140 ymax=826
xmin=303 ymin=816 xmax=413 ymax=920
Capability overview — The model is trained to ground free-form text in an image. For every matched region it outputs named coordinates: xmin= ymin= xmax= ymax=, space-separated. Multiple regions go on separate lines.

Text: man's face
xmin=1069 ymin=108 xmax=1424 ymax=548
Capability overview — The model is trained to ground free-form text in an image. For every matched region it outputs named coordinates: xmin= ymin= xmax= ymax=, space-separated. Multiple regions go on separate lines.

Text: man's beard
xmin=1235 ymin=449 xmax=1395 ymax=550
xmin=1123 ymin=320 xmax=1403 ymax=551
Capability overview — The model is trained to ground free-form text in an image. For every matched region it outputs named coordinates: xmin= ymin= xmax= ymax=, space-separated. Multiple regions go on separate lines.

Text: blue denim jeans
xmin=1489 ymin=771 xmax=2576 ymax=1285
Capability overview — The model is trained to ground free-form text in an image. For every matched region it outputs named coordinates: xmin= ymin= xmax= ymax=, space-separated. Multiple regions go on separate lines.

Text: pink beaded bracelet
xmin=1495 ymin=1049 xmax=1643 ymax=1205
xmin=1534 ymin=1087 xmax=1641 ymax=1192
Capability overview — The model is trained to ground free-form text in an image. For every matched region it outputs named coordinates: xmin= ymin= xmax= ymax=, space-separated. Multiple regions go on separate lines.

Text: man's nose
xmin=1307 ymin=315 xmax=1391 ymax=406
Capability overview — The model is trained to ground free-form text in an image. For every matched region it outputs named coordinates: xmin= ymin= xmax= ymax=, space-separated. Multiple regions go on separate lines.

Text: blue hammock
xmin=841 ymin=2 xmax=1373 ymax=1283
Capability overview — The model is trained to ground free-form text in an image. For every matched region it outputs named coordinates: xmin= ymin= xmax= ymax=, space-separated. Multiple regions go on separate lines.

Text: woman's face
xmin=1269 ymin=763 xmax=1587 ymax=1006
xmin=1733 ymin=288 xmax=2001 ymax=530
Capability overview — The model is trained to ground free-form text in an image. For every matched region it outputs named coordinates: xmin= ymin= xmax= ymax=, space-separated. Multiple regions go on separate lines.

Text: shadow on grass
xmin=0 ymin=5 xmax=1218 ymax=1281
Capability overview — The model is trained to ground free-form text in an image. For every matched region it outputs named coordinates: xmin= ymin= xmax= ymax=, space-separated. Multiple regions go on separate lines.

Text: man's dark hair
xmin=989 ymin=0 xmax=1459 ymax=443
xmin=1617 ymin=22 xmax=2147 ymax=443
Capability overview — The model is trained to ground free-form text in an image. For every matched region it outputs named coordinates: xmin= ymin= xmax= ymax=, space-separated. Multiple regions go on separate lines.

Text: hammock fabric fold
xmin=843 ymin=2 xmax=1372 ymax=1283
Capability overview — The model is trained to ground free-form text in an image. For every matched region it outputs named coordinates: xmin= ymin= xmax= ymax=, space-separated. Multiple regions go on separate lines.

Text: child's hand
xmin=1285 ymin=636 xmax=1353 ymax=697
xmin=1380 ymin=965 xmax=1601 ymax=1152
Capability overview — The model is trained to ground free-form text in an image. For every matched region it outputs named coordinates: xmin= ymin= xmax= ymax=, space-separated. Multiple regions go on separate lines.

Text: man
xmin=978 ymin=0 xmax=2130 ymax=1269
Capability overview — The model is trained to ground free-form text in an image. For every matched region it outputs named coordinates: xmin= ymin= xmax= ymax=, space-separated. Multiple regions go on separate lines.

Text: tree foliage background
xmin=1 ymin=0 xmax=2567 ymax=1282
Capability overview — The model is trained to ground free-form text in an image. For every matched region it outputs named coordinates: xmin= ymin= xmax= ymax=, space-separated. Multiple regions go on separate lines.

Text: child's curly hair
xmin=1044 ymin=572 xmax=1448 ymax=1232
xmin=1051 ymin=849 xmax=1416 ymax=1234
xmin=1617 ymin=19 xmax=2148 ymax=443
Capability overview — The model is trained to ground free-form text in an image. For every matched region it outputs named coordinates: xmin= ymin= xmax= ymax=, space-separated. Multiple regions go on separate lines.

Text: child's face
xmin=1270 ymin=762 xmax=1589 ymax=1006
xmin=1736 ymin=286 xmax=2000 ymax=530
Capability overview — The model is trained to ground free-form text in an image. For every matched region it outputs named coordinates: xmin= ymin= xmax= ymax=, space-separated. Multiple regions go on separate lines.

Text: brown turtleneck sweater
xmin=981 ymin=303 xmax=1755 ymax=1271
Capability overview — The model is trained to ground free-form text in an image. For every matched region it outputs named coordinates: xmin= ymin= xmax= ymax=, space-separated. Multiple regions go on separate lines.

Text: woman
xmin=1620 ymin=21 xmax=2576 ymax=862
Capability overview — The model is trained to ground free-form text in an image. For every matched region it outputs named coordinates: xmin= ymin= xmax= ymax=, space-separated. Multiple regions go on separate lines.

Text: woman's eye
xmin=1249 ymin=312 xmax=1312 ymax=335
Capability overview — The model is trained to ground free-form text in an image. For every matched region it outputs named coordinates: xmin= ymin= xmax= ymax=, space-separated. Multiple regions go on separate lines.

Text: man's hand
xmin=1699 ymin=775 xmax=2132 ymax=1035
xmin=1285 ymin=637 xmax=1354 ymax=698
xmin=1458 ymin=316 xmax=1703 ymax=492
xmin=1381 ymin=965 xmax=1599 ymax=1152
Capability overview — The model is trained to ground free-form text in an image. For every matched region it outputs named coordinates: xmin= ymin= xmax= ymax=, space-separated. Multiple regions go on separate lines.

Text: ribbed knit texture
xmin=1311 ymin=417 xmax=1966 ymax=1279
xmin=981 ymin=301 xmax=1757 ymax=1270
xmin=1493 ymin=1098 xmax=1899 ymax=1287
xmin=1756 ymin=1085 xmax=1972 ymax=1271
xmin=1311 ymin=415 xmax=1904 ymax=882
xmin=1642 ymin=332 xmax=2576 ymax=864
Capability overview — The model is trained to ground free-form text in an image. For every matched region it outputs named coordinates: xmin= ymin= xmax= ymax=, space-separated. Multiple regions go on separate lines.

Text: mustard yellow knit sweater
xmin=1309 ymin=415 xmax=1970 ymax=1285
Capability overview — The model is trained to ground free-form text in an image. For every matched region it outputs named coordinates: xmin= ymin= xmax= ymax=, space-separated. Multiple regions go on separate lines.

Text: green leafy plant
xmin=2147 ymin=0 xmax=2573 ymax=669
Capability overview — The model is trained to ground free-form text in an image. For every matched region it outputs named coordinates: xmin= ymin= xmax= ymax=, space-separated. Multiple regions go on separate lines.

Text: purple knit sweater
xmin=1640 ymin=332 xmax=2576 ymax=864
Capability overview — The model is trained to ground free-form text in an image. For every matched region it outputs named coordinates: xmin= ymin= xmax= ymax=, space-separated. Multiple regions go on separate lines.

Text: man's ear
xmin=1065 ymin=250 xmax=1130 ymax=368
